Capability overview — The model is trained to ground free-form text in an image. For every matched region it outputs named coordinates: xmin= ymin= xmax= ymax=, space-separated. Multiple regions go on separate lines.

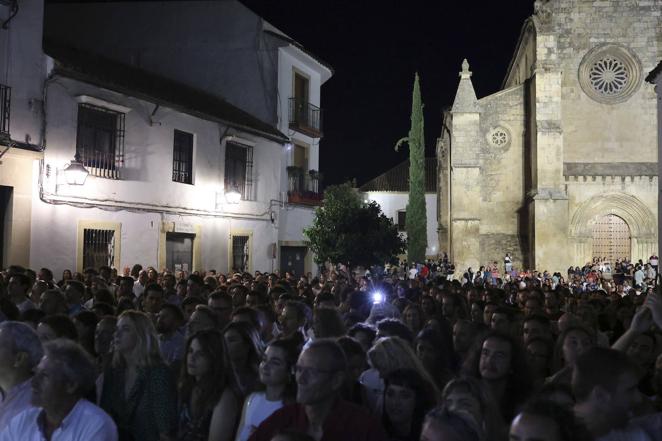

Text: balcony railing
xmin=288 ymin=98 xmax=323 ymax=138
xmin=78 ymin=148 xmax=123 ymax=179
xmin=0 ymin=84 xmax=10 ymax=140
xmin=287 ymin=166 xmax=323 ymax=206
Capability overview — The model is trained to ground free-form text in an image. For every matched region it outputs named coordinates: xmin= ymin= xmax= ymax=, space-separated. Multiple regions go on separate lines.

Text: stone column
xmin=646 ymin=62 xmax=662 ymax=258
xmin=450 ymin=60 xmax=482 ymax=273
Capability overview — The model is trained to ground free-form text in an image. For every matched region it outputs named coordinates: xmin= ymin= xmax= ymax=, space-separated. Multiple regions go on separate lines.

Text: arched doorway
xmin=592 ymin=214 xmax=631 ymax=262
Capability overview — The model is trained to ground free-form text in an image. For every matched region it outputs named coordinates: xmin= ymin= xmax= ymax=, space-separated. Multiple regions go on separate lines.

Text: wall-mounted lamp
xmin=225 ymin=185 xmax=241 ymax=204
xmin=63 ymin=153 xmax=89 ymax=185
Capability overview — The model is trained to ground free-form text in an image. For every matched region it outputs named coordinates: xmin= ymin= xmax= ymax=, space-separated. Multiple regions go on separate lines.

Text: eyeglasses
xmin=294 ymin=364 xmax=337 ymax=379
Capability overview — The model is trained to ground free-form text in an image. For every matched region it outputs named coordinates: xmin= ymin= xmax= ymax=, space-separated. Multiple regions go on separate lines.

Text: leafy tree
xmin=395 ymin=72 xmax=427 ymax=262
xmin=304 ymin=182 xmax=405 ymax=268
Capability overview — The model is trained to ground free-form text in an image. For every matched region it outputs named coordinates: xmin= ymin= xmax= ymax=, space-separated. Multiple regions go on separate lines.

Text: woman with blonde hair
xmin=360 ymin=336 xmax=440 ymax=416
xmin=100 ymin=310 xmax=176 ymax=441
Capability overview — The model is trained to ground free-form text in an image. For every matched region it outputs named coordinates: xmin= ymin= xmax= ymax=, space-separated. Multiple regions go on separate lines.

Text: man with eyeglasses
xmin=249 ymin=339 xmax=386 ymax=441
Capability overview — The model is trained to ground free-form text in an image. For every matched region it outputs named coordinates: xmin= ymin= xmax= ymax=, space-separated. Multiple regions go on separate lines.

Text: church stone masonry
xmin=438 ymin=0 xmax=660 ymax=273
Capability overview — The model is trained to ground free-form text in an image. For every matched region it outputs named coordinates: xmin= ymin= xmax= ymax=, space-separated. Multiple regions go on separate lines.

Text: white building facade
xmin=44 ymin=0 xmax=333 ymax=277
xmin=0 ymin=0 xmax=332 ymax=276
xmin=359 ymin=159 xmax=439 ymax=259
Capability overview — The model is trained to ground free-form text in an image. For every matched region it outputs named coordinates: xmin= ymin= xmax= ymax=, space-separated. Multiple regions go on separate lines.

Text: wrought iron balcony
xmin=288 ymin=98 xmax=323 ymax=138
xmin=77 ymin=147 xmax=123 ymax=179
xmin=0 ymin=84 xmax=10 ymax=141
xmin=287 ymin=166 xmax=323 ymax=206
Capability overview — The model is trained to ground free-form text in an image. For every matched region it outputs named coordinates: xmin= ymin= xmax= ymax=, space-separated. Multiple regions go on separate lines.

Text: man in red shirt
xmin=248 ymin=339 xmax=386 ymax=441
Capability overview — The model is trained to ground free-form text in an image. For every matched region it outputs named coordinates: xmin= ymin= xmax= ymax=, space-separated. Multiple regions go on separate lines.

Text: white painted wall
xmin=363 ymin=192 xmax=439 ymax=257
xmin=30 ymin=74 xmax=283 ymax=275
xmin=0 ymin=0 xmax=46 ymax=146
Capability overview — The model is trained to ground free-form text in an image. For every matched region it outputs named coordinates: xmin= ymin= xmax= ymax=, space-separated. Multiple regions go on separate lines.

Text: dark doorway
xmin=281 ymin=246 xmax=307 ymax=278
xmin=166 ymin=232 xmax=194 ymax=273
xmin=231 ymin=235 xmax=250 ymax=273
xmin=0 ymin=186 xmax=12 ymax=268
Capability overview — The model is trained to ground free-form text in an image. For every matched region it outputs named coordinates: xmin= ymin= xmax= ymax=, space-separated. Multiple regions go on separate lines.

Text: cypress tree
xmin=396 ymin=73 xmax=427 ymax=262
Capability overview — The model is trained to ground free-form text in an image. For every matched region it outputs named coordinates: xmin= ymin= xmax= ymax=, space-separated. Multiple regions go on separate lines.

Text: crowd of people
xmin=0 ymin=258 xmax=662 ymax=441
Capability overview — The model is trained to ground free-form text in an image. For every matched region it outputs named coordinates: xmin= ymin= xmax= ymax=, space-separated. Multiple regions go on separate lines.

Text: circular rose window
xmin=578 ymin=44 xmax=642 ymax=104
xmin=486 ymin=126 xmax=511 ymax=149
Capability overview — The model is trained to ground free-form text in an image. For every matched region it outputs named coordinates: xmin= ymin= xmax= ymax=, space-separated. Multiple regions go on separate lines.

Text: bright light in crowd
xmin=372 ymin=291 xmax=383 ymax=304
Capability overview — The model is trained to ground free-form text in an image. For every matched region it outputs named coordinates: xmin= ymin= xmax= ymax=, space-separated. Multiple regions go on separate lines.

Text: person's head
xmin=489 ymin=307 xmax=513 ymax=334
xmin=337 ymin=336 xmax=367 ymax=384
xmin=522 ymin=314 xmax=551 ymax=343
xmin=7 ymin=274 xmax=30 ymax=301
xmin=260 ymin=338 xmax=300 ymax=401
xmin=231 ymin=306 xmax=262 ymax=330
xmin=64 ymin=280 xmax=86 ymax=306
xmin=452 ymin=320 xmax=478 ymax=355
xmin=156 ymin=303 xmax=184 ymax=335
xmin=187 ymin=274 xmax=204 ymax=298
xmin=347 ymin=322 xmax=376 ymax=352
xmin=117 ymin=276 xmax=134 ymax=298
xmin=37 ymin=314 xmax=78 ymax=342
xmin=31 ymin=339 xmax=96 ymax=411
xmin=403 ymin=304 xmax=424 ymax=334
xmin=421 ymin=406 xmax=481 ymax=441
xmin=72 ymin=310 xmax=98 ymax=355
xmin=416 ymin=327 xmax=456 ymax=375
xmin=572 ymin=347 xmax=642 ymax=429
xmin=554 ymin=325 xmax=595 ymax=370
xmin=223 ymin=320 xmax=264 ymax=370
xmin=39 ymin=289 xmax=68 ymax=316
xmin=312 ymin=307 xmax=345 ymax=339
xmin=186 ymin=305 xmax=219 ymax=337
xmin=295 ymin=339 xmax=347 ymax=405
xmin=383 ymin=368 xmax=437 ymax=439
xmin=483 ymin=302 xmax=498 ymax=326
xmin=510 ymin=399 xmax=589 ymax=441
xmin=279 ymin=301 xmax=306 ymax=337
xmin=525 ymin=337 xmax=554 ymax=378
xmin=0 ymin=321 xmax=43 ymax=385
xmin=94 ymin=316 xmax=117 ymax=357
xmin=626 ymin=331 xmax=656 ymax=369
xmin=375 ymin=318 xmax=413 ymax=343
xmin=113 ymin=310 xmax=163 ymax=368
xmin=143 ymin=283 xmax=165 ymax=314
xmin=524 ymin=297 xmax=544 ymax=317
xmin=180 ymin=329 xmax=226 ymax=412
xmin=208 ymin=291 xmax=233 ymax=326
xmin=442 ymin=376 xmax=499 ymax=436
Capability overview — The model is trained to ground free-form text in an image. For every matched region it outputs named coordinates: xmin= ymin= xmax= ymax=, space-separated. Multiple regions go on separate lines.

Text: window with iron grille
xmin=397 ymin=210 xmax=407 ymax=232
xmin=83 ymin=229 xmax=115 ymax=270
xmin=231 ymin=235 xmax=249 ymax=273
xmin=224 ymin=142 xmax=254 ymax=201
xmin=76 ymin=103 xmax=125 ymax=179
xmin=0 ymin=84 xmax=10 ymax=139
xmin=172 ymin=130 xmax=193 ymax=184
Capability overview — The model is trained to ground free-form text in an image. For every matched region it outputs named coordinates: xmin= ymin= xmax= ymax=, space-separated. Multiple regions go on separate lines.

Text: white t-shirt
xmin=0 ymin=399 xmax=117 ymax=441
xmin=234 ymin=392 xmax=284 ymax=441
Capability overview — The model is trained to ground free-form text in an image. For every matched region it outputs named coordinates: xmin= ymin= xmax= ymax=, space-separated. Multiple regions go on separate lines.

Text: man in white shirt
xmin=0 ymin=322 xmax=43 ymax=429
xmin=0 ymin=339 xmax=117 ymax=441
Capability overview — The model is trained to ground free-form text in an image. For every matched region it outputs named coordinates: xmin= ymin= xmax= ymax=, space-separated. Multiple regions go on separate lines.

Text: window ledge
xmin=75 ymin=95 xmax=132 ymax=114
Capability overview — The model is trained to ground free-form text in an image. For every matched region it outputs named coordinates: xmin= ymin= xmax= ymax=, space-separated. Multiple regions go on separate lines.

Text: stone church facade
xmin=438 ymin=0 xmax=660 ymax=273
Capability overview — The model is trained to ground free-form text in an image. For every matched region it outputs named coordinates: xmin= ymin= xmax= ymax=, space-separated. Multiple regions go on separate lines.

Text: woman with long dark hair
xmin=234 ymin=337 xmax=300 ymax=441
xmin=382 ymin=368 xmax=437 ymax=441
xmin=178 ymin=329 xmax=228 ymax=440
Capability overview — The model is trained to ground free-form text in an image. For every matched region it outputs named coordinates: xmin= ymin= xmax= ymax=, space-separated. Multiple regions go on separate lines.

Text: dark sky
xmin=241 ymin=0 xmax=534 ymax=186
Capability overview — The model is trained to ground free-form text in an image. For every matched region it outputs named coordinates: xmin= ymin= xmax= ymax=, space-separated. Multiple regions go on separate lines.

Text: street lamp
xmin=225 ymin=185 xmax=241 ymax=204
xmin=63 ymin=153 xmax=89 ymax=185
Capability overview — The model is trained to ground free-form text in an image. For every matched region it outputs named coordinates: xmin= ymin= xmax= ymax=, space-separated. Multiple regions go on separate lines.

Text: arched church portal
xmin=591 ymin=214 xmax=631 ymax=262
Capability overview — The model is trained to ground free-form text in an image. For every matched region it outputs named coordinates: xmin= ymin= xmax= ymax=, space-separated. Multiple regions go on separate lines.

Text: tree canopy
xmin=304 ymin=182 xmax=405 ymax=268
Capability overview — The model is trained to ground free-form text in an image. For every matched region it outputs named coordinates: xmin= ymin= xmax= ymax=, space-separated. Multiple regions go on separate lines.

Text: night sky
xmin=241 ymin=0 xmax=534 ymax=186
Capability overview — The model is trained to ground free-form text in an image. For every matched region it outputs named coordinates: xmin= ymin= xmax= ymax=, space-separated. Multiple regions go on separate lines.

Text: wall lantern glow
xmin=225 ymin=185 xmax=241 ymax=204
xmin=63 ymin=153 xmax=89 ymax=185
